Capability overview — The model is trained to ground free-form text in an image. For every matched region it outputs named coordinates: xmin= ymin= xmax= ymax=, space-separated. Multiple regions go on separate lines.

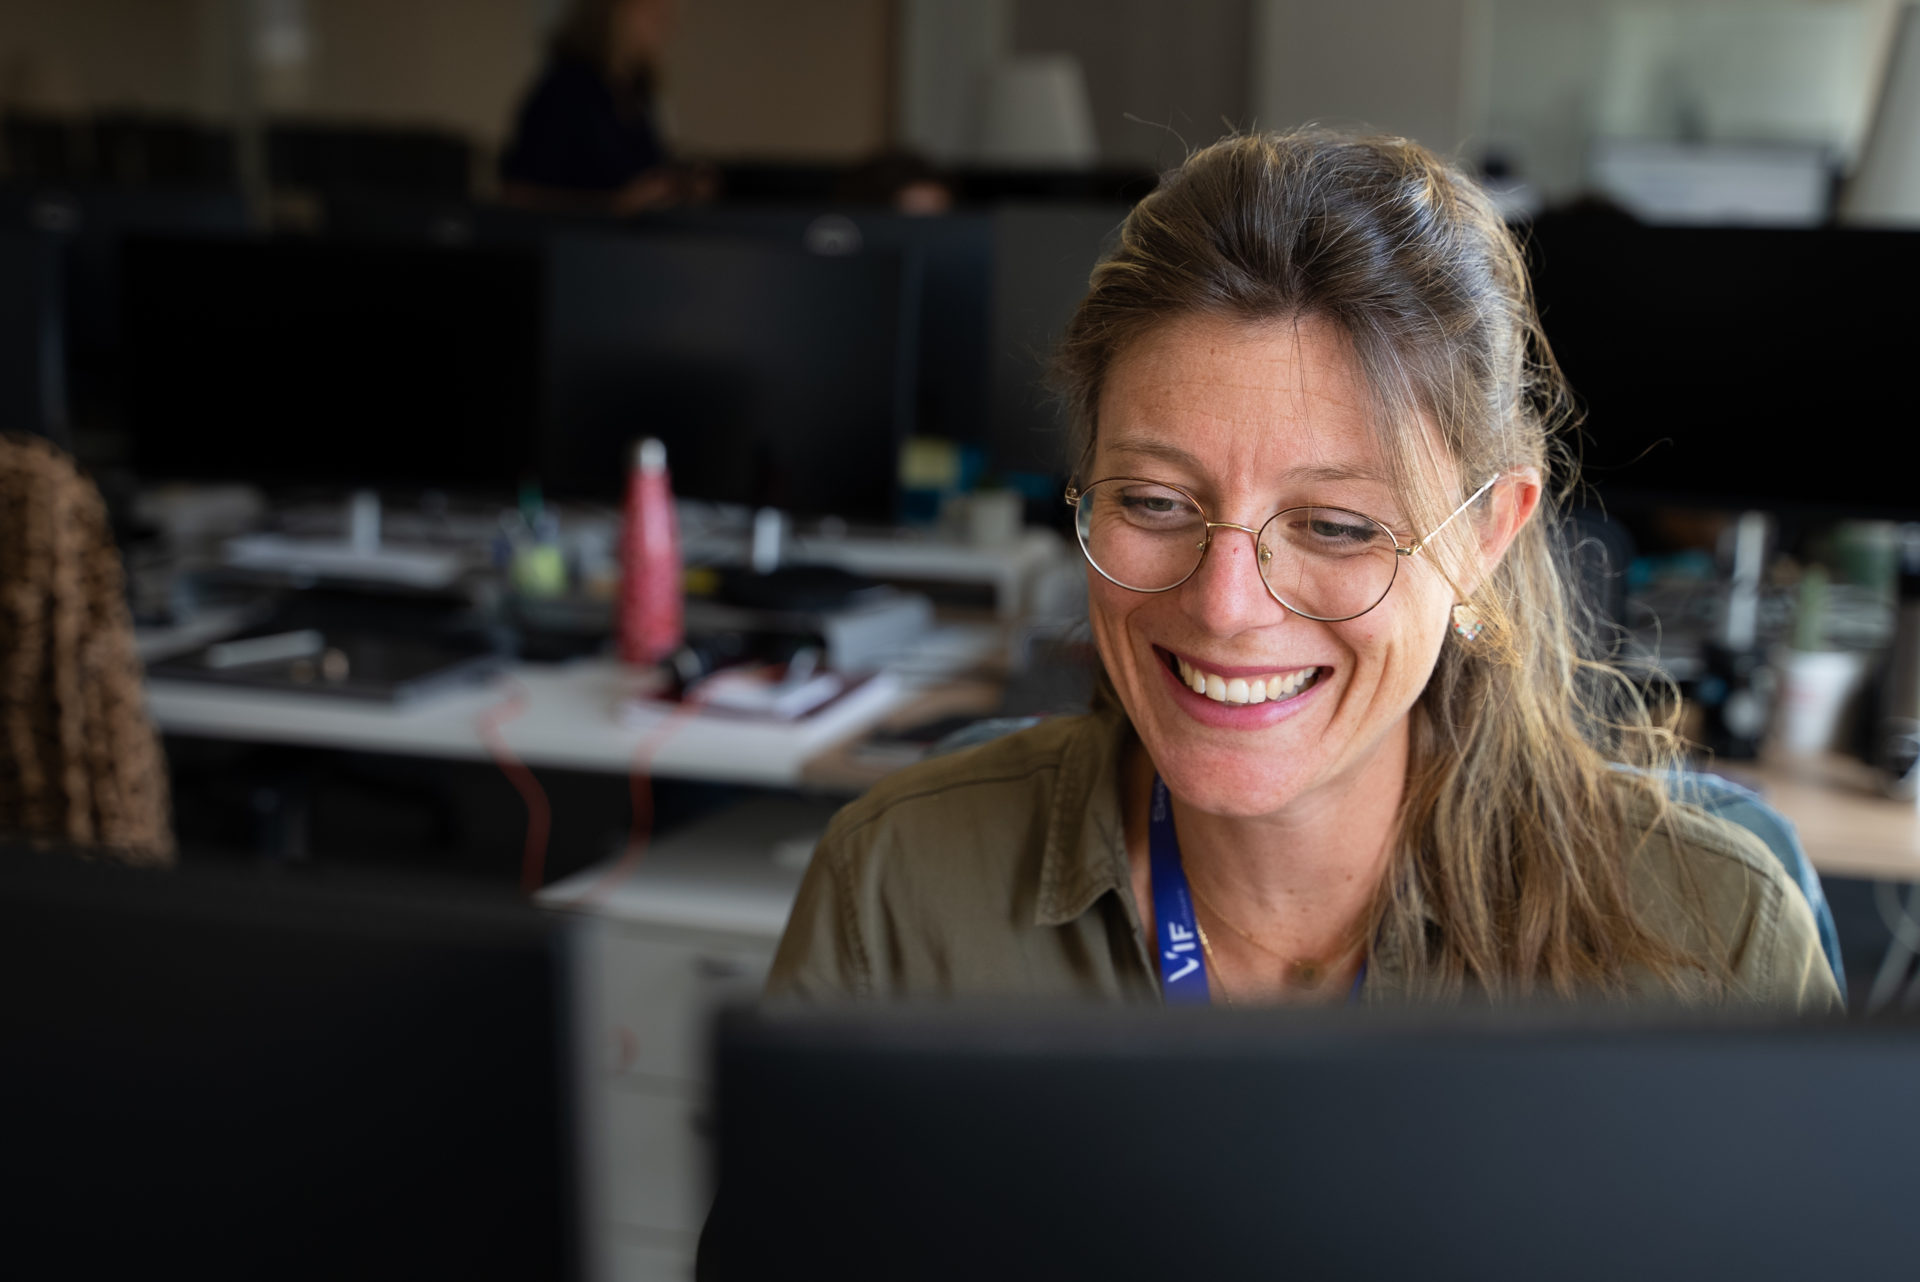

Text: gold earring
xmin=1450 ymin=603 xmax=1483 ymax=642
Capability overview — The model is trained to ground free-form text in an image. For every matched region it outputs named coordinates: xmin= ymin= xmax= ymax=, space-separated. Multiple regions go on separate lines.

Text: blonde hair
xmin=1054 ymin=130 xmax=1710 ymax=999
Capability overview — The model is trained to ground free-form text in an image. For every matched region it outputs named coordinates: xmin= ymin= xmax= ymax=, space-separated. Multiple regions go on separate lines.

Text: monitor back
xmin=122 ymin=236 xmax=544 ymax=495
xmin=709 ymin=1003 xmax=1919 ymax=1282
xmin=1529 ymin=213 xmax=1920 ymax=518
xmin=0 ymin=228 xmax=66 ymax=443
xmin=2 ymin=848 xmax=580 ymax=1279
xmin=540 ymin=231 xmax=914 ymax=520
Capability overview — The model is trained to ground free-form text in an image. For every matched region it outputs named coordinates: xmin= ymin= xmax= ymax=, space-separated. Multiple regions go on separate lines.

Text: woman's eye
xmin=1116 ymin=490 xmax=1196 ymax=519
xmin=1286 ymin=512 xmax=1387 ymax=553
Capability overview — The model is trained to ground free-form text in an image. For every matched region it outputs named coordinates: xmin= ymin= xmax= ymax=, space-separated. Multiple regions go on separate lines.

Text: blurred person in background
xmin=766 ymin=129 xmax=1839 ymax=1013
xmin=500 ymin=0 xmax=705 ymax=213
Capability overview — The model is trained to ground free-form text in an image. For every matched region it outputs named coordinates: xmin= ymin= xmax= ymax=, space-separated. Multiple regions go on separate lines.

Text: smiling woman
xmin=767 ymin=130 xmax=1838 ymax=1011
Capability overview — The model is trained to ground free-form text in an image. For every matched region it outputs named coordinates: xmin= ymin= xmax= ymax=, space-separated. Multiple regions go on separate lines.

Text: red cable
xmin=474 ymin=681 xmax=554 ymax=894
xmin=564 ymin=684 xmax=714 ymax=909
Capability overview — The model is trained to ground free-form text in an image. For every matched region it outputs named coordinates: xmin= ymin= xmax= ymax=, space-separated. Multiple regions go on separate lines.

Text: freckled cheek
xmin=1086 ymin=578 xmax=1153 ymax=689
xmin=1329 ymin=613 xmax=1440 ymax=706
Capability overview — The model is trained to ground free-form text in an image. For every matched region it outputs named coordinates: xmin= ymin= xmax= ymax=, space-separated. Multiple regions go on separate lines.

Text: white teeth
xmin=1173 ymin=655 xmax=1319 ymax=706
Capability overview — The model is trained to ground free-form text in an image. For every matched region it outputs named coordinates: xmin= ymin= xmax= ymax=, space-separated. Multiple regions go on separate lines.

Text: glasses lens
xmin=1258 ymin=507 xmax=1400 ymax=621
xmin=1074 ymin=479 xmax=1207 ymax=591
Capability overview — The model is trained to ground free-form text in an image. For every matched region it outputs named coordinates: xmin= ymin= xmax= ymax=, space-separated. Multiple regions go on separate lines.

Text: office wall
xmin=898 ymin=0 xmax=1252 ymax=170
xmin=279 ymin=0 xmax=541 ymax=149
xmin=1250 ymin=0 xmax=1477 ymax=158
xmin=896 ymin=0 xmax=1011 ymax=164
xmin=0 ymin=0 xmax=211 ymax=116
xmin=1009 ymin=0 xmax=1253 ymax=170
xmin=663 ymin=0 xmax=893 ymax=160
xmin=0 ymin=0 xmax=538 ymax=146
xmin=0 ymin=0 xmax=895 ymax=168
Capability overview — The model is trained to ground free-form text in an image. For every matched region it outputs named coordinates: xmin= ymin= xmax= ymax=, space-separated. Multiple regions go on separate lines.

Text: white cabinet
xmin=543 ymin=796 xmax=839 ymax=1282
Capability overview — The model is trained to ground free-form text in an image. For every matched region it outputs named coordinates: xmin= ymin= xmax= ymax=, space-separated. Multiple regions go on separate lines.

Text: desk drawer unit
xmin=576 ymin=920 xmax=776 ymax=1281
xmin=591 ymin=925 xmax=775 ymax=1087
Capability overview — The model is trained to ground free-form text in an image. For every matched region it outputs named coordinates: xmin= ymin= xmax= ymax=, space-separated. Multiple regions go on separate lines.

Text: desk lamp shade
xmin=975 ymin=54 xmax=1099 ymax=169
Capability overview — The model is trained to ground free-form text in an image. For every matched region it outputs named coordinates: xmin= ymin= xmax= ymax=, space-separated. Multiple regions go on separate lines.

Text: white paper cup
xmin=1769 ymin=648 xmax=1868 ymax=759
xmin=962 ymin=490 xmax=1023 ymax=547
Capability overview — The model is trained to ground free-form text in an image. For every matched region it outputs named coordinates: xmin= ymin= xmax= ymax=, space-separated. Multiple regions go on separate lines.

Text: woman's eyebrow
xmin=1102 ymin=437 xmax=1388 ymax=486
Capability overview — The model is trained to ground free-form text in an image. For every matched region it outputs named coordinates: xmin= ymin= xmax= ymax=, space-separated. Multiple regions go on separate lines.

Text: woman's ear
xmin=1464 ymin=467 xmax=1542 ymax=594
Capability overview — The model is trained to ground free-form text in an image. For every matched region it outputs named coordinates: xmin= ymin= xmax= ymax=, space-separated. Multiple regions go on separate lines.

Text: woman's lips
xmin=1144 ymin=644 xmax=1328 ymax=725
xmin=1158 ymin=647 xmax=1324 ymax=707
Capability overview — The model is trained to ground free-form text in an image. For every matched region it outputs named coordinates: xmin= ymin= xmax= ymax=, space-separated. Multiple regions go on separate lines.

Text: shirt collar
xmin=1033 ymin=709 xmax=1134 ymax=929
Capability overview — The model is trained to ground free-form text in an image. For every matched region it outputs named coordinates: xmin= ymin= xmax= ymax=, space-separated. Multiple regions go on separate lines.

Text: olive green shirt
xmin=769 ymin=711 xmax=1842 ymax=1012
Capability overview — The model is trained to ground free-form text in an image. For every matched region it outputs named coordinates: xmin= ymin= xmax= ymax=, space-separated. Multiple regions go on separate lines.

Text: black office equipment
xmin=710 ymin=1004 xmax=1913 ymax=1281
xmin=319 ymin=188 xmax=581 ymax=248
xmin=0 ymin=112 xmax=86 ymax=185
xmin=123 ymin=236 xmax=544 ymax=495
xmin=2 ymin=848 xmax=579 ymax=1279
xmin=1527 ymin=213 xmax=1920 ymax=519
xmin=89 ymin=112 xmax=238 ymax=187
xmin=540 ymin=231 xmax=915 ymax=521
xmin=0 ymin=186 xmax=250 ymax=442
xmin=632 ymin=208 xmax=993 ymax=446
xmin=0 ymin=229 xmax=67 ymax=444
xmin=268 ymin=121 xmax=475 ymax=199
xmin=988 ymin=203 xmax=1130 ymax=477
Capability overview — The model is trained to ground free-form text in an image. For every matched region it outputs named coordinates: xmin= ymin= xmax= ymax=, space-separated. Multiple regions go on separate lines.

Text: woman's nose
xmin=1182 ymin=524 xmax=1285 ymax=631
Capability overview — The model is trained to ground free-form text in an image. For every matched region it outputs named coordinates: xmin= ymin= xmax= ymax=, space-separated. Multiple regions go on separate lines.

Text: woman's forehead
xmin=1094 ymin=314 xmax=1387 ymax=476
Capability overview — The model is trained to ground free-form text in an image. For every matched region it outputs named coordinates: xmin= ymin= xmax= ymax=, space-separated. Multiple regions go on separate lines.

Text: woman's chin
xmin=1144 ymin=742 xmax=1311 ymax=819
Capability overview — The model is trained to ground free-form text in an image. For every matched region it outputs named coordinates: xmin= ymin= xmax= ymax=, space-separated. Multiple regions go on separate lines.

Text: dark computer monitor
xmin=0 ymin=187 xmax=250 ymax=444
xmin=987 ymin=203 xmax=1131 ymax=478
xmin=1527 ymin=213 xmax=1920 ymax=519
xmin=318 ymin=189 xmax=588 ymax=249
xmin=122 ymin=236 xmax=544 ymax=496
xmin=628 ymin=208 xmax=994 ymax=446
xmin=0 ymin=229 xmax=67 ymax=444
xmin=708 ymin=1003 xmax=1915 ymax=1281
xmin=2 ymin=846 xmax=579 ymax=1278
xmin=267 ymin=121 xmax=475 ymax=199
xmin=539 ymin=231 xmax=915 ymax=521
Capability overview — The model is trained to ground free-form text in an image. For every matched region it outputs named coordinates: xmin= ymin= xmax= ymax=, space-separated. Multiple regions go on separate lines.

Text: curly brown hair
xmin=0 ymin=432 xmax=173 ymax=864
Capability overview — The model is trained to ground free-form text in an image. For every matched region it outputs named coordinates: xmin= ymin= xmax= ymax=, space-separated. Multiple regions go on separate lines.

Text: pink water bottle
xmin=618 ymin=438 xmax=684 ymax=666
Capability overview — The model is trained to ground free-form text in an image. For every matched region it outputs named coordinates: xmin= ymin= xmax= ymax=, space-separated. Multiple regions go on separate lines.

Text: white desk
xmin=146 ymin=654 xmax=912 ymax=788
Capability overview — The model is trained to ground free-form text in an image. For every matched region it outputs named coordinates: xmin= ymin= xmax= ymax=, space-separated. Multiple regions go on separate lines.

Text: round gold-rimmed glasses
xmin=1063 ymin=475 xmax=1498 ymax=622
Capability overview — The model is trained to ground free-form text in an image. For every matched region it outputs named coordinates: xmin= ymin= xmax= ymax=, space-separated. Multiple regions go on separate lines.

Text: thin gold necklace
xmin=1194 ymin=920 xmax=1234 ymax=1006
xmin=1188 ymin=876 xmax=1356 ymax=989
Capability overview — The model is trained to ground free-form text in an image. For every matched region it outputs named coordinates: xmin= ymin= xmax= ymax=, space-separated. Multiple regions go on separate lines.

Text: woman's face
xmin=1086 ymin=313 xmax=1464 ymax=821
xmin=612 ymin=0 xmax=678 ymax=68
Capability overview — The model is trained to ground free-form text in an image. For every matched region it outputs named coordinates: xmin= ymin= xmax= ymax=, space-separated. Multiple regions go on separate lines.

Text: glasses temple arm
xmin=1403 ymin=474 xmax=1503 ymax=557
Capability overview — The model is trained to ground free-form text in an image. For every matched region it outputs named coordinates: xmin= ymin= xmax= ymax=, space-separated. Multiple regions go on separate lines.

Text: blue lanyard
xmin=1149 ymin=775 xmax=1212 ymax=1004
xmin=1147 ymin=774 xmax=1367 ymax=1006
